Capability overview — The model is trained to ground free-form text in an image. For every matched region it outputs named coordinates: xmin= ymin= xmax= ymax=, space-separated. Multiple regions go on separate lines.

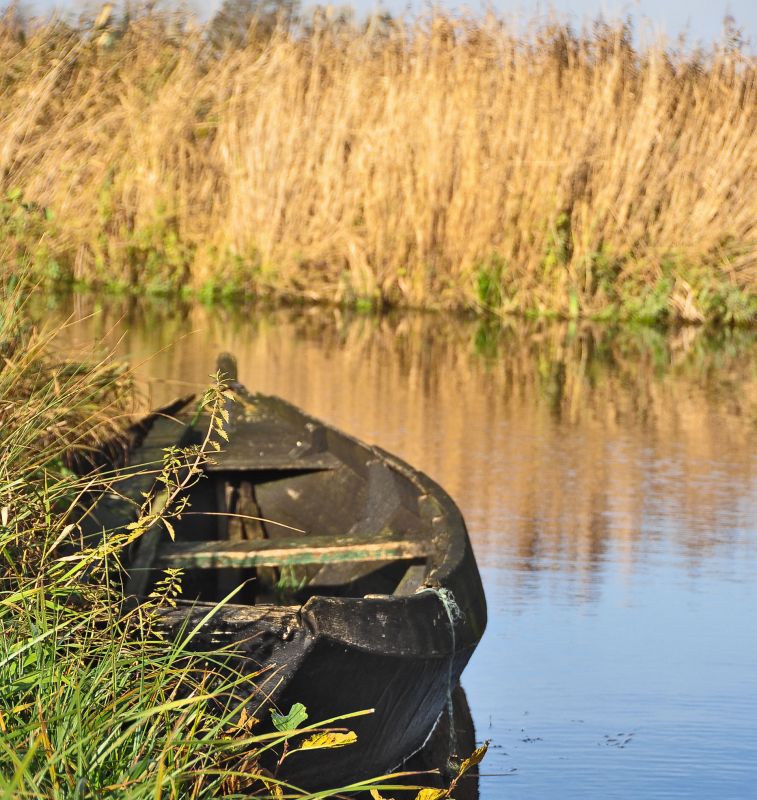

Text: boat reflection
xmin=394 ymin=685 xmax=480 ymax=800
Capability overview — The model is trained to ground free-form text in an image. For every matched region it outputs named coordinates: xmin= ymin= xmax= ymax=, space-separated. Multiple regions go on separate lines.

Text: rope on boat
xmin=417 ymin=585 xmax=463 ymax=773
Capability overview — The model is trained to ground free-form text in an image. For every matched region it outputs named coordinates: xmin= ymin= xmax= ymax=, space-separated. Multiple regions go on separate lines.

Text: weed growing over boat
xmin=0 ymin=303 xmax=248 ymax=797
xmin=0 ymin=8 xmax=754 ymax=323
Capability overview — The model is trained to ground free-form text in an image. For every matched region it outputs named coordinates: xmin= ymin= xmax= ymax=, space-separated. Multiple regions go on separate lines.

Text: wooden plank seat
xmin=203 ymin=452 xmax=341 ymax=472
xmin=199 ymin=414 xmax=341 ymax=472
xmin=154 ymin=533 xmax=430 ymax=570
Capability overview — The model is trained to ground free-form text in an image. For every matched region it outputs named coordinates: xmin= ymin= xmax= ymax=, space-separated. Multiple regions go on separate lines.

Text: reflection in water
xmin=400 ymin=685 xmax=479 ymax=799
xmin=50 ymin=296 xmax=756 ymax=586
xmin=46 ymin=295 xmax=757 ymax=799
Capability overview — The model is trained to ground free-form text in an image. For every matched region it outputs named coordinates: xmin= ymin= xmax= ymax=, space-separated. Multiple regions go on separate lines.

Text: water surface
xmin=51 ymin=298 xmax=757 ymax=799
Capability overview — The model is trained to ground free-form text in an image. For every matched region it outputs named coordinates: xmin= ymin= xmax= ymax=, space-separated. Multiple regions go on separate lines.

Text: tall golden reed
xmin=0 ymin=9 xmax=754 ymax=321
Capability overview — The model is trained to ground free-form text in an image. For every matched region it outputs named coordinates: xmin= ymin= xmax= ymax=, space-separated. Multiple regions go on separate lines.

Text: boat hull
xmin=86 ymin=387 xmax=487 ymax=790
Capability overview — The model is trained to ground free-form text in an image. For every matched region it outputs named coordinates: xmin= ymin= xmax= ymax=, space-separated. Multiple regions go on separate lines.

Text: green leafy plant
xmin=475 ymin=254 xmax=507 ymax=311
xmin=0 ymin=188 xmax=69 ymax=283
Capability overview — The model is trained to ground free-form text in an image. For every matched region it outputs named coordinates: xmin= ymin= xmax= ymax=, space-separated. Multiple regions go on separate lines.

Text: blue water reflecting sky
xmin=466 ymin=490 xmax=757 ymax=798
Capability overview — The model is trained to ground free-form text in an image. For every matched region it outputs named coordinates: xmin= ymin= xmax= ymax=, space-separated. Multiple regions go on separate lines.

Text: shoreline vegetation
xmin=0 ymin=5 xmax=755 ymax=325
xmin=0 ymin=285 xmax=466 ymax=798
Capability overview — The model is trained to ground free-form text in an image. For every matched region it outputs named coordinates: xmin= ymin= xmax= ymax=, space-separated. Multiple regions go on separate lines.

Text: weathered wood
xmin=155 ymin=533 xmax=430 ymax=569
xmin=204 ymin=453 xmax=340 ymax=471
xmin=196 ymin=391 xmax=342 ymax=472
xmin=97 ymin=376 xmax=487 ymax=793
xmin=308 ymin=559 xmax=387 ymax=589
xmin=125 ymin=488 xmax=171 ymax=597
xmin=393 ymin=564 xmax=428 ymax=596
xmin=217 ymin=352 xmax=238 ymax=382
xmin=216 ymin=479 xmax=267 ymax=602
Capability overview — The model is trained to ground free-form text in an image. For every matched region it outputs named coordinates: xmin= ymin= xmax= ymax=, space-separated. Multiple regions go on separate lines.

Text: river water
xmin=51 ymin=296 xmax=757 ymax=799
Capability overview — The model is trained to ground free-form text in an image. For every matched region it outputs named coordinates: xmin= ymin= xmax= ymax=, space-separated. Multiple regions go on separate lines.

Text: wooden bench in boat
xmin=153 ymin=533 xmax=430 ymax=570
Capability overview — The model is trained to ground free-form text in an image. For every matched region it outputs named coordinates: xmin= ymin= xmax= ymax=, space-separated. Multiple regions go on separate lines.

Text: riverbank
xmin=1 ymin=8 xmax=755 ymax=324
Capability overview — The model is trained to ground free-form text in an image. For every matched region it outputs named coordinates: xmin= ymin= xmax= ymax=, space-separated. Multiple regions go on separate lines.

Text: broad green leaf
xmin=271 ymin=702 xmax=308 ymax=732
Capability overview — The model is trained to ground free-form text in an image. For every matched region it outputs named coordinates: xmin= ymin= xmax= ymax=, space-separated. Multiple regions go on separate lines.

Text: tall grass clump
xmin=0 ymin=284 xmax=451 ymax=798
xmin=0 ymin=6 xmax=754 ymax=323
xmin=0 ymin=288 xmax=250 ymax=798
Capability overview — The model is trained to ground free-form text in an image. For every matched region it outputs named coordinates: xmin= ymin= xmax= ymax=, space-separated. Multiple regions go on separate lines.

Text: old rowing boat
xmin=85 ymin=355 xmax=487 ymax=790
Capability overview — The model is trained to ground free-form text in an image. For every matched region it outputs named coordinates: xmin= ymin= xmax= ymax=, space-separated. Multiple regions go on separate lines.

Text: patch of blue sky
xmin=21 ymin=0 xmax=757 ymax=47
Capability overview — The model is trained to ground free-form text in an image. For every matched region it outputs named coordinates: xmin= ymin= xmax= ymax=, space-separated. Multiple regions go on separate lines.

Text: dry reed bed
xmin=1 ymin=11 xmax=755 ymax=322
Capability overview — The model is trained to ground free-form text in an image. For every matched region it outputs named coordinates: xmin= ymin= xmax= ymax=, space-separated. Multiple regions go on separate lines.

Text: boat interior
xmin=122 ymin=407 xmax=436 ymax=607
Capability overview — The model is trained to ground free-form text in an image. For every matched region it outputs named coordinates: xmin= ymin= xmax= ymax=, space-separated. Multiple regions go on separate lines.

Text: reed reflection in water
xmin=50 ymin=296 xmax=757 ymax=799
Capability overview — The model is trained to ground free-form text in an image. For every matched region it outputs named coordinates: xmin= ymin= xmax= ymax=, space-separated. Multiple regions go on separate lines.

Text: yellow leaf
xmin=303 ymin=730 xmax=357 ymax=749
xmin=457 ymin=743 xmax=488 ymax=776
xmin=235 ymin=707 xmax=259 ymax=732
xmin=299 ymin=731 xmax=357 ymax=750
xmin=414 ymin=790 xmax=448 ymax=800
xmin=444 ymin=741 xmax=490 ymax=797
xmin=216 ymin=426 xmax=229 ymax=442
xmin=295 ymin=730 xmax=357 ymax=753
xmin=164 ymin=519 xmax=175 ymax=541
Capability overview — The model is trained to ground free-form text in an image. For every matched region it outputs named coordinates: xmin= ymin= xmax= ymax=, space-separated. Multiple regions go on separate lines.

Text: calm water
xmin=50 ymin=297 xmax=757 ymax=799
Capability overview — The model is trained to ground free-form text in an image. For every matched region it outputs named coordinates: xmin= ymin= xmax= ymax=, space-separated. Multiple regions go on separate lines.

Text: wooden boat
xmin=86 ymin=355 xmax=487 ymax=790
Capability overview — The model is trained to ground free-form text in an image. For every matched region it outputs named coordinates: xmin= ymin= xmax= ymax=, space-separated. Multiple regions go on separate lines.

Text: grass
xmin=0 ymin=282 xmax=464 ymax=799
xmin=0 ymin=8 xmax=754 ymax=324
